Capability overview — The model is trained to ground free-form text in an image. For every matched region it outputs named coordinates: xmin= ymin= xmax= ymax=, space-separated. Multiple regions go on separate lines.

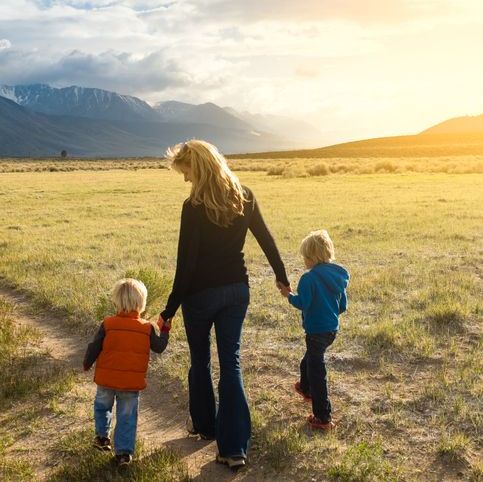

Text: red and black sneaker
xmin=307 ymin=415 xmax=335 ymax=431
xmin=93 ymin=435 xmax=112 ymax=451
xmin=294 ymin=382 xmax=312 ymax=402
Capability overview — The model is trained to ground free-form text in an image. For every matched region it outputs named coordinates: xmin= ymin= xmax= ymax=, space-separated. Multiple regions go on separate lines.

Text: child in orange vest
xmin=83 ymin=278 xmax=170 ymax=466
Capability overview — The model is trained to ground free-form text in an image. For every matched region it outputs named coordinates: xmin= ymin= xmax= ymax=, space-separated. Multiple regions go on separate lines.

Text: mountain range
xmin=0 ymin=83 xmax=482 ymax=157
xmin=0 ymin=84 xmax=322 ymax=156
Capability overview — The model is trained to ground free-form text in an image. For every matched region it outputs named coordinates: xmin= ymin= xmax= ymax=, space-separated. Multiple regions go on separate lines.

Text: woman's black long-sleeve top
xmin=161 ymin=186 xmax=289 ymax=321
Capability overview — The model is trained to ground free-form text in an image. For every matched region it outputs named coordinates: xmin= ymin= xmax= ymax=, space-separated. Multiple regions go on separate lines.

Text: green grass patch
xmin=51 ymin=429 xmax=190 ymax=482
xmin=437 ymin=431 xmax=472 ymax=464
xmin=252 ymin=420 xmax=308 ymax=471
xmin=0 ymin=297 xmax=39 ymax=363
xmin=0 ymin=458 xmax=34 ymax=481
xmin=95 ymin=267 xmax=172 ymax=320
xmin=0 ymin=297 xmax=37 ymax=478
xmin=468 ymin=460 xmax=483 ymax=482
xmin=1 ymin=355 xmax=75 ymax=403
xmin=354 ymin=317 xmax=435 ymax=359
xmin=0 ymin=296 xmax=75 ymax=405
xmin=328 ymin=440 xmax=403 ymax=482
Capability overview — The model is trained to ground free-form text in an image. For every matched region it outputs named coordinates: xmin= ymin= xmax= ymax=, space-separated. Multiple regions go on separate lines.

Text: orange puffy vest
xmin=94 ymin=312 xmax=152 ymax=391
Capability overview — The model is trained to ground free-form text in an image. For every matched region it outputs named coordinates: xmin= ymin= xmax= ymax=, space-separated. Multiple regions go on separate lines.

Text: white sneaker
xmin=216 ymin=454 xmax=246 ymax=471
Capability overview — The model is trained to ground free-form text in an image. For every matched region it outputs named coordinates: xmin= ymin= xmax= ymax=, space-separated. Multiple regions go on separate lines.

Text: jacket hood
xmin=311 ymin=262 xmax=350 ymax=293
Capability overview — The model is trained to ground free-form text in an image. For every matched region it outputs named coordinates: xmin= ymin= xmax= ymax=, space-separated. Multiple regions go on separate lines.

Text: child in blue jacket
xmin=280 ymin=230 xmax=349 ymax=430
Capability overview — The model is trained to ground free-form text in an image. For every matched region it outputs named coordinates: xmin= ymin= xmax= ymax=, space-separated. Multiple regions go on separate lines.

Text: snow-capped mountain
xmin=0 ymin=84 xmax=159 ymax=122
xmin=153 ymin=100 xmax=195 ymax=120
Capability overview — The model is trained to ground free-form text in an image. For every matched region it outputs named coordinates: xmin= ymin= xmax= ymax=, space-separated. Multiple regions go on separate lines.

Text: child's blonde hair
xmin=166 ymin=139 xmax=247 ymax=227
xmin=111 ymin=278 xmax=147 ymax=314
xmin=300 ymin=230 xmax=335 ymax=264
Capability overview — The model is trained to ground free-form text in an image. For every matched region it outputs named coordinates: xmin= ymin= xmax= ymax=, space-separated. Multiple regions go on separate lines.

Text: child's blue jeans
xmin=299 ymin=331 xmax=337 ymax=422
xmin=94 ymin=386 xmax=139 ymax=455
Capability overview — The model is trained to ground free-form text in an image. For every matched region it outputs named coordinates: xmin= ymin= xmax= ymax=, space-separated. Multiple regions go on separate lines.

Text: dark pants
xmin=182 ymin=282 xmax=251 ymax=458
xmin=299 ymin=331 xmax=337 ymax=422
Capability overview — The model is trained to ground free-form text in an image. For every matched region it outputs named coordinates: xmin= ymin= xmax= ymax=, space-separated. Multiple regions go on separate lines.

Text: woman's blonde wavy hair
xmin=166 ymin=140 xmax=247 ymax=227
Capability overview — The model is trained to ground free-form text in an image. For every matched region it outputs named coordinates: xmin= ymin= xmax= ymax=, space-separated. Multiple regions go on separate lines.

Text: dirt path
xmin=0 ymin=287 xmax=263 ymax=481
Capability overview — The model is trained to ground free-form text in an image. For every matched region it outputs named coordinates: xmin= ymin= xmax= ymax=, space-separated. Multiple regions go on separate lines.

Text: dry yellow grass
xmin=1 ymin=155 xmax=482 ymax=176
xmin=0 ymin=169 xmax=481 ymax=480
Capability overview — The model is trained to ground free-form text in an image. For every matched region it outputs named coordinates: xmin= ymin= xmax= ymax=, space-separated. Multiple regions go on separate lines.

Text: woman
xmin=159 ymin=140 xmax=289 ymax=470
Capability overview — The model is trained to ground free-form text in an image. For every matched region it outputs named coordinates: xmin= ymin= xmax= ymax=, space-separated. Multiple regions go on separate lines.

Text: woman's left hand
xmin=158 ymin=314 xmax=172 ymax=328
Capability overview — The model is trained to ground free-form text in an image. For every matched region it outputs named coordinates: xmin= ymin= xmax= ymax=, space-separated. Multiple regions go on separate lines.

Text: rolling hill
xmin=230 ymin=126 xmax=483 ymax=159
xmin=421 ymin=114 xmax=483 ymax=134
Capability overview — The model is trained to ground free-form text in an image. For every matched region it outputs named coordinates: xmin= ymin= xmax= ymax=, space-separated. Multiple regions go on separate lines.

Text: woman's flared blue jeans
xmin=182 ymin=282 xmax=251 ymax=458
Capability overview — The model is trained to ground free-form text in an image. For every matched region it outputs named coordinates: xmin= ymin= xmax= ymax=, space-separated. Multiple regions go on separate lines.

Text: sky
xmin=0 ymin=0 xmax=482 ymax=144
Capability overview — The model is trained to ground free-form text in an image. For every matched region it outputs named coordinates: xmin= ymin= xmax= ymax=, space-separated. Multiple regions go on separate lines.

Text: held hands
xmin=276 ymin=280 xmax=292 ymax=298
xmin=158 ymin=315 xmax=173 ymax=332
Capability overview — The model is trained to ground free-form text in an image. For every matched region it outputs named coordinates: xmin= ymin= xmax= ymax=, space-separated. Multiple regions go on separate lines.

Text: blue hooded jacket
xmin=288 ymin=262 xmax=350 ymax=334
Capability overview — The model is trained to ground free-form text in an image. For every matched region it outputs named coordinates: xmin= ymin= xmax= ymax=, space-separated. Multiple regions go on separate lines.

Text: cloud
xmin=33 ymin=1 xmax=178 ymax=12
xmin=34 ymin=0 xmax=118 ymax=8
xmin=188 ymin=0 xmax=451 ymax=25
xmin=0 ymin=39 xmax=11 ymax=50
xmin=0 ymin=48 xmax=192 ymax=95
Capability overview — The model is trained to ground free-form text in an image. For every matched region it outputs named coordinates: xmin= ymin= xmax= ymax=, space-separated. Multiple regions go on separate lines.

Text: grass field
xmin=1 ymin=155 xmax=482 ymax=176
xmin=0 ymin=166 xmax=482 ymax=481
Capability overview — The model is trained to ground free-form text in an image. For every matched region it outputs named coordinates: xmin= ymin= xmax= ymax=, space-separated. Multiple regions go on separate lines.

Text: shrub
xmin=282 ymin=166 xmax=308 ymax=178
xmin=307 ymin=162 xmax=330 ymax=176
xmin=267 ymin=165 xmax=285 ymax=176
xmin=375 ymin=161 xmax=397 ymax=173
xmin=94 ymin=268 xmax=171 ymax=321
xmin=94 ymin=293 xmax=113 ymax=321
xmin=124 ymin=267 xmax=171 ymax=316
xmin=355 ymin=166 xmax=375 ymax=174
xmin=330 ymin=163 xmax=352 ymax=173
